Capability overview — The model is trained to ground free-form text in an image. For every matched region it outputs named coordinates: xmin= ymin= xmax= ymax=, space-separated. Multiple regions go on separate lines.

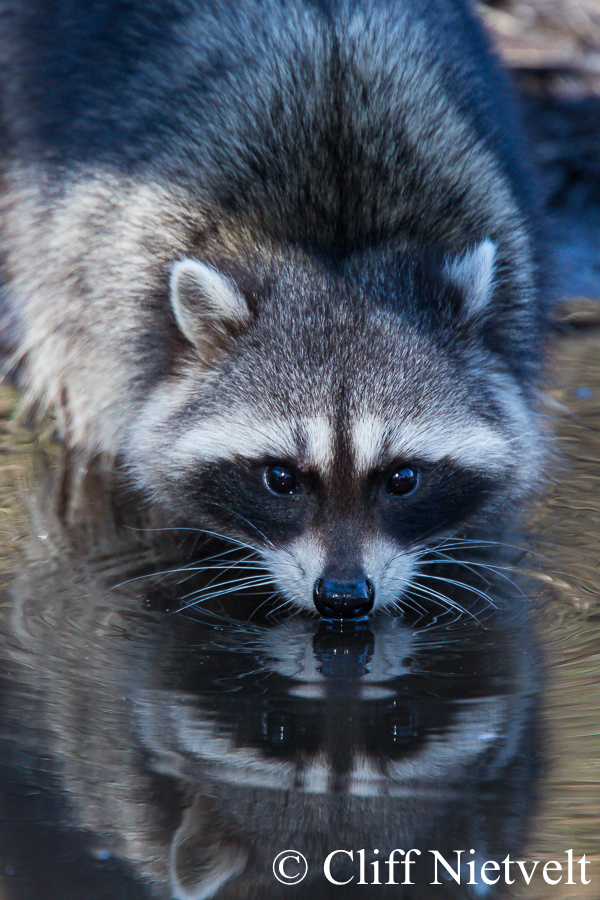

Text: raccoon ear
xmin=444 ymin=239 xmax=497 ymax=320
xmin=170 ymin=259 xmax=251 ymax=357
xmin=169 ymin=796 xmax=248 ymax=900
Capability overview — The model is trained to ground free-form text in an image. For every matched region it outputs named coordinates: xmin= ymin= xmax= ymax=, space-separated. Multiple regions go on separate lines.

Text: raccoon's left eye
xmin=386 ymin=465 xmax=419 ymax=496
xmin=263 ymin=464 xmax=299 ymax=496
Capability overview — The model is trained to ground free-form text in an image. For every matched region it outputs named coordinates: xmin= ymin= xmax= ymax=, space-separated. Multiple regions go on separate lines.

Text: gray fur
xmin=0 ymin=0 xmax=547 ymax=612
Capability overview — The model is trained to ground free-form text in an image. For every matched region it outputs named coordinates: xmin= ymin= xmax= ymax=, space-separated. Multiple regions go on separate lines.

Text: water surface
xmin=0 ymin=308 xmax=598 ymax=899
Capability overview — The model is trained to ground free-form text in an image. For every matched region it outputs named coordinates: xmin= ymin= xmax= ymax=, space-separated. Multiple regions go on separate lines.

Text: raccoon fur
xmin=0 ymin=0 xmax=547 ymax=617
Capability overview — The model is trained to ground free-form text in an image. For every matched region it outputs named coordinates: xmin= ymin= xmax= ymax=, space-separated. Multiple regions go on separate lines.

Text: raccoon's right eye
xmin=263 ymin=464 xmax=299 ymax=496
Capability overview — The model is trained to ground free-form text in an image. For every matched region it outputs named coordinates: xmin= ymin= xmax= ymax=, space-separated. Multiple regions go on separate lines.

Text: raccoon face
xmin=129 ymin=250 xmax=539 ymax=619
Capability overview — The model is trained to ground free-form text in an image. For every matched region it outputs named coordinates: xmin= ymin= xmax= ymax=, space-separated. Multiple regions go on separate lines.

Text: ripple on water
xmin=0 ymin=306 xmax=599 ymax=898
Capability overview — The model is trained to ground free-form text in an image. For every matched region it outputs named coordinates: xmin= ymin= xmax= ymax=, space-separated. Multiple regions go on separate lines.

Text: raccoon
xmin=0 ymin=0 xmax=547 ymax=618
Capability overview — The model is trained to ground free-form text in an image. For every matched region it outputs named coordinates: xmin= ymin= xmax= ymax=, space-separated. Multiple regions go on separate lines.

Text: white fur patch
xmin=351 ymin=413 xmax=511 ymax=473
xmin=262 ymin=533 xmax=418 ymax=614
xmin=135 ymin=387 xmax=337 ymax=475
xmin=264 ymin=535 xmax=326 ymax=612
xmin=362 ymin=537 xmax=418 ymax=612
xmin=303 ymin=415 xmax=334 ymax=471
xmin=351 ymin=414 xmax=385 ymax=472
xmin=168 ymin=411 xmax=298 ymax=466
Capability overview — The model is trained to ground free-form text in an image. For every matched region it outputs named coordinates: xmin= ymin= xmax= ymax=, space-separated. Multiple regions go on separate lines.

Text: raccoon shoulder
xmin=0 ymin=0 xmax=544 ymax=455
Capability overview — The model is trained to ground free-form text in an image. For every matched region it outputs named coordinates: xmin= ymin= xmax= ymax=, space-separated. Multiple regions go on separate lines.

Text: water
xmin=0 ymin=307 xmax=599 ymax=899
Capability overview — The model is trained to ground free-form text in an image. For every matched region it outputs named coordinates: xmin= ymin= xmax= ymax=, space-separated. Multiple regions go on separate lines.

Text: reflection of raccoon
xmin=0 ymin=479 xmax=540 ymax=900
xmin=0 ymin=0 xmax=547 ymax=617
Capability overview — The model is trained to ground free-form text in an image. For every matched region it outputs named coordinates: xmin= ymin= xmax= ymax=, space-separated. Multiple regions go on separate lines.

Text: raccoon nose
xmin=313 ymin=577 xmax=375 ymax=620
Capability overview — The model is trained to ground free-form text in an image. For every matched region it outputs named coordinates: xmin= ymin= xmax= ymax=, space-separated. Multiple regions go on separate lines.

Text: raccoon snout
xmin=313 ymin=576 xmax=375 ymax=620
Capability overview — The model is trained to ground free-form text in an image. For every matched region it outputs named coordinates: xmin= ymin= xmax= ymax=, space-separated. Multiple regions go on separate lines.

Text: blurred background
xmin=479 ymin=0 xmax=600 ymax=302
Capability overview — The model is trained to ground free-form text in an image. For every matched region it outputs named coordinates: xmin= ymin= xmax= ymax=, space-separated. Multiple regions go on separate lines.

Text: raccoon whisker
xmin=404 ymin=582 xmax=485 ymax=622
xmin=175 ymin=605 xmax=240 ymax=627
xmin=185 ymin=566 xmax=269 ymax=583
xmin=265 ymin=595 xmax=300 ymax=619
xmin=188 ymin=536 xmax=262 ymax=557
xmin=193 ymin=527 xmax=265 ymax=555
xmin=429 ymin=537 xmax=547 ymax=562
xmin=250 ymin=591 xmax=280 ymax=617
xmin=431 ymin=540 xmax=497 ymax=560
xmin=389 ymin=592 xmax=429 ymax=617
xmin=428 ymin=537 xmax=498 ymax=552
xmin=189 ymin=559 xmax=265 ymax=570
xmin=232 ymin=518 xmax=276 ymax=551
xmin=179 ymin=572 xmax=273 ymax=600
xmin=431 ymin=558 xmax=520 ymax=575
xmin=417 ymin=573 xmax=498 ymax=609
xmin=419 ymin=557 xmax=497 ymax=593
xmin=199 ymin=546 xmax=264 ymax=564
xmin=253 ymin=590 xmax=295 ymax=619
xmin=398 ymin=594 xmax=456 ymax=629
xmin=419 ymin=553 xmax=496 ymax=594
xmin=412 ymin=590 xmax=480 ymax=622
xmin=194 ymin=556 xmax=269 ymax=592
xmin=175 ymin=557 xmax=266 ymax=577
xmin=420 ymin=554 xmax=528 ymax=599
xmin=108 ymin=552 xmax=267 ymax=592
xmin=178 ymin=586 xmax=274 ymax=613
xmin=395 ymin=588 xmax=452 ymax=624
xmin=380 ymin=545 xmax=431 ymax=573
xmin=148 ymin=566 xmax=220 ymax=591
xmin=109 ymin=564 xmax=209 ymax=592
xmin=123 ymin=524 xmax=210 ymax=535
xmin=177 ymin=578 xmax=276 ymax=611
xmin=153 ymin=524 xmax=263 ymax=562
xmin=201 ymin=504 xmax=277 ymax=551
